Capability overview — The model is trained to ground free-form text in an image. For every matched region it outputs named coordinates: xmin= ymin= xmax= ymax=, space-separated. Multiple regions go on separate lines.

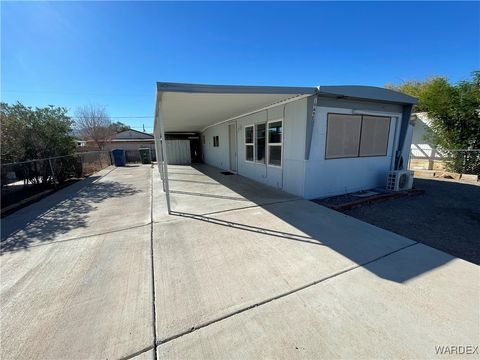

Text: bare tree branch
xmin=75 ymin=105 xmax=115 ymax=150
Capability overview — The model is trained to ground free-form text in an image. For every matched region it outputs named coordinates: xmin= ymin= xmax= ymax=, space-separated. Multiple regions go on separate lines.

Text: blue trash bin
xmin=111 ymin=149 xmax=126 ymax=166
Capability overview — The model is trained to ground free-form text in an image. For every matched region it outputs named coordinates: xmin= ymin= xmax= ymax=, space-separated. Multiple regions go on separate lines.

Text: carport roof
xmin=155 ymin=82 xmax=417 ymax=132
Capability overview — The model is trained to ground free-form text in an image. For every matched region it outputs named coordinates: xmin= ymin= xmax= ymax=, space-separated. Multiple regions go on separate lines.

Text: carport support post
xmin=154 ymin=113 xmax=165 ymax=190
xmin=158 ymin=105 xmax=172 ymax=214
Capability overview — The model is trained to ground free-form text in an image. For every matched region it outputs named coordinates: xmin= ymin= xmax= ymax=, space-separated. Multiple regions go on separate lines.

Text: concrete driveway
xmin=1 ymin=164 xmax=478 ymax=359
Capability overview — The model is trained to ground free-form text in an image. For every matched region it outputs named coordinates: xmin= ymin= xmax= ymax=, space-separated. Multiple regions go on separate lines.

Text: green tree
xmin=110 ymin=121 xmax=130 ymax=133
xmin=387 ymin=72 xmax=480 ymax=174
xmin=1 ymin=102 xmax=75 ymax=163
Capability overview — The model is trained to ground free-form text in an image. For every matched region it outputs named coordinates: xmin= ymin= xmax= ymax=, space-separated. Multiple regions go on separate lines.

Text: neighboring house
xmin=153 ymin=82 xmax=417 ymax=199
xmin=409 ymin=112 xmax=445 ymax=170
xmin=74 ymin=139 xmax=87 ymax=148
xmin=102 ymin=129 xmax=155 ymax=153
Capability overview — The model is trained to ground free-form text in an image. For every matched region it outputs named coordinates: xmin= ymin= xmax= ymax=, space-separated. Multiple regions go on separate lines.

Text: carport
xmin=153 ymin=82 xmax=416 ymax=212
xmin=153 ymin=82 xmax=317 ymax=213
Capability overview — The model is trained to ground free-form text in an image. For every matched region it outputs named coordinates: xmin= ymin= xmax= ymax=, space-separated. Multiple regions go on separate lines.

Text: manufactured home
xmin=154 ymin=82 xmax=417 ymax=202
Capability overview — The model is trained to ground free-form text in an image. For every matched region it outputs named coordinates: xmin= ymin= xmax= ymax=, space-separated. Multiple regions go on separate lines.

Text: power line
xmin=3 ymin=90 xmax=152 ymax=96
xmin=70 ymin=116 xmax=153 ymax=119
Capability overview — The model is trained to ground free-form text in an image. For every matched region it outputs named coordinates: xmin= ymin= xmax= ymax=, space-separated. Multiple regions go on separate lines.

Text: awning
xmin=154 ymin=82 xmax=417 ymax=133
xmin=155 ymin=82 xmax=317 ymax=133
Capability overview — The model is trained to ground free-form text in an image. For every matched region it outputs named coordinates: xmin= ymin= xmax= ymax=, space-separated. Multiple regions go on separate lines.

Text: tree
xmin=110 ymin=121 xmax=130 ymax=133
xmin=75 ymin=104 xmax=115 ymax=150
xmin=387 ymin=72 xmax=480 ymax=174
xmin=0 ymin=102 xmax=75 ymax=163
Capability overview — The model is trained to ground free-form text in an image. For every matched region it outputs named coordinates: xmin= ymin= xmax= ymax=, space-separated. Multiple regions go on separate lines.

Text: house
xmin=153 ymin=82 xmax=417 ymax=201
xmin=103 ymin=129 xmax=155 ymax=153
xmin=74 ymin=139 xmax=87 ymax=148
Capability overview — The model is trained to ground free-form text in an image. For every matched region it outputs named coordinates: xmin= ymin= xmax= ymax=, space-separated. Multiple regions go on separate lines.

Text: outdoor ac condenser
xmin=386 ymin=170 xmax=414 ymax=191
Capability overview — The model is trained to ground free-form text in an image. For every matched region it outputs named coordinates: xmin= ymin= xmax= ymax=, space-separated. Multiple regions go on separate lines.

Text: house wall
xmin=304 ymin=99 xmax=403 ymax=199
xmin=200 ymin=96 xmax=410 ymax=199
xmin=201 ymin=98 xmax=308 ymax=196
xmin=202 ymin=124 xmax=230 ymax=170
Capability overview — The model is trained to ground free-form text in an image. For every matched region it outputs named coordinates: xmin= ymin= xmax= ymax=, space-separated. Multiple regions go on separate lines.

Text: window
xmin=268 ymin=120 xmax=282 ymax=166
xmin=255 ymin=124 xmax=266 ymax=163
xmin=325 ymin=113 xmax=390 ymax=159
xmin=325 ymin=114 xmax=362 ymax=159
xmin=213 ymin=136 xmax=219 ymax=147
xmin=359 ymin=116 xmax=390 ymax=156
xmin=245 ymin=120 xmax=283 ymax=166
xmin=245 ymin=126 xmax=254 ymax=161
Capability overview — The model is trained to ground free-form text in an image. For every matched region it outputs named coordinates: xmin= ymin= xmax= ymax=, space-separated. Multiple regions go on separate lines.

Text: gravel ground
xmin=344 ymin=177 xmax=480 ymax=265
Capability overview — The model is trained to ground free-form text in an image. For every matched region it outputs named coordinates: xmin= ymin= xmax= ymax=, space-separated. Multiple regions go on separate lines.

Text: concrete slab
xmin=0 ymin=225 xmax=153 ymax=360
xmin=3 ymin=163 xmax=478 ymax=359
xmin=1 ymin=165 xmax=152 ymax=252
xmin=159 ymin=164 xmax=298 ymax=218
xmin=154 ymin=198 xmax=418 ymax=341
xmin=157 ymin=244 xmax=480 ymax=359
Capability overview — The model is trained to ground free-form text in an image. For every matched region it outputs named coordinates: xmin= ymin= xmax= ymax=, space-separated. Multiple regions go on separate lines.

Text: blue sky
xmin=2 ymin=1 xmax=478 ymax=132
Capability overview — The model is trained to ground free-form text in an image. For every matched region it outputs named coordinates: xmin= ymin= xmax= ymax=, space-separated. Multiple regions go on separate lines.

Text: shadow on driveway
xmin=1 ymin=173 xmax=140 ymax=253
xmin=166 ymin=165 xmax=454 ymax=283
xmin=345 ymin=177 xmax=480 ymax=265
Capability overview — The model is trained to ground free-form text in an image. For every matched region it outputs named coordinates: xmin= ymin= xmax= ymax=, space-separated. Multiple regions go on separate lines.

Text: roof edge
xmin=156 ymin=82 xmax=418 ymax=105
xmin=156 ymin=82 xmax=317 ymax=95
xmin=317 ymin=85 xmax=418 ymax=105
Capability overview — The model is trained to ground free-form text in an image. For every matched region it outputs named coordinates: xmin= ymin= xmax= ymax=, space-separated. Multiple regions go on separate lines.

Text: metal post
xmin=157 ymin=99 xmax=171 ymax=214
xmin=48 ymin=159 xmax=58 ymax=189
xmin=159 ymin=139 xmax=166 ymax=192
xmin=160 ymin=137 xmax=171 ymax=214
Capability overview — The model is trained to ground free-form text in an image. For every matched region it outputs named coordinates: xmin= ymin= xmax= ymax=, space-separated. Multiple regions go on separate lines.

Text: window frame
xmin=254 ymin=123 xmax=266 ymax=164
xmin=267 ymin=119 xmax=283 ymax=168
xmin=244 ymin=125 xmax=254 ymax=163
xmin=324 ymin=112 xmax=391 ymax=160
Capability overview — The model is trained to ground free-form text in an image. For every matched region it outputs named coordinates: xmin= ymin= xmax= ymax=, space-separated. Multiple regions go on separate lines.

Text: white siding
xmin=282 ymin=98 xmax=307 ymax=196
xmin=304 ymin=106 xmax=401 ymax=199
xmin=202 ymin=125 xmax=230 ymax=170
xmin=200 ymin=99 xmax=308 ymax=197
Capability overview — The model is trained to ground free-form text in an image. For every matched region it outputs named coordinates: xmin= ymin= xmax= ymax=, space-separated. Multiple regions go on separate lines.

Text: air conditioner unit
xmin=386 ymin=170 xmax=414 ymax=191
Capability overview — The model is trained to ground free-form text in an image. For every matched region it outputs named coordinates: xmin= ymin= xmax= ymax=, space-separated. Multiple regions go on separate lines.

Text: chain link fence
xmin=409 ymin=148 xmax=480 ymax=175
xmin=1 ymin=151 xmax=112 ymax=211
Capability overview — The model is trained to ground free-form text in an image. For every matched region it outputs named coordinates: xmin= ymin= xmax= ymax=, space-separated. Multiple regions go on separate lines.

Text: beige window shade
xmin=325 ymin=114 xmax=362 ymax=159
xmin=359 ymin=116 xmax=390 ymax=156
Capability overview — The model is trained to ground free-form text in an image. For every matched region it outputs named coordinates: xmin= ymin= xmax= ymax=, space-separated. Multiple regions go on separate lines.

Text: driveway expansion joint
xmin=150 ymin=168 xmax=158 ymax=360
xmin=0 ymin=222 xmax=151 ymax=254
xmin=156 ymin=241 xmax=420 ymax=347
xmin=118 ymin=345 xmax=155 ymax=360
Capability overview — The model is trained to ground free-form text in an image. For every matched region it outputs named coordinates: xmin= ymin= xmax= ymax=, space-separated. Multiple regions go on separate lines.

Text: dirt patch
xmin=341 ymin=177 xmax=480 ymax=265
